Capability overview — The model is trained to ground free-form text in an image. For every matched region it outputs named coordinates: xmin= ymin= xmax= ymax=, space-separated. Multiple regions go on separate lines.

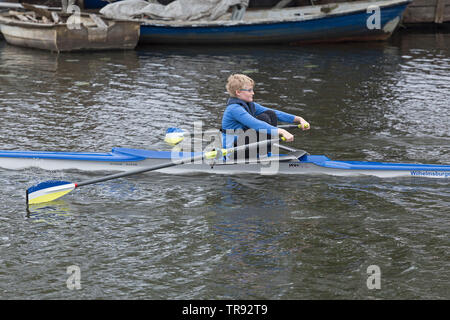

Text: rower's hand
xmin=295 ymin=116 xmax=311 ymax=130
xmin=300 ymin=119 xmax=310 ymax=130
xmin=279 ymin=129 xmax=294 ymax=142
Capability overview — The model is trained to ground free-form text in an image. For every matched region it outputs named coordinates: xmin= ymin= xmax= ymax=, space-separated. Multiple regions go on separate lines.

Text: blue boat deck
xmin=0 ymin=149 xmax=143 ymax=162
xmin=299 ymin=155 xmax=450 ymax=172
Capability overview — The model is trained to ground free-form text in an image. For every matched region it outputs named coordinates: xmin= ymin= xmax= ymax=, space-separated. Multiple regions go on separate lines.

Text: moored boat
xmin=0 ymin=7 xmax=140 ymax=52
xmin=100 ymin=0 xmax=413 ymax=45
xmin=1 ymin=147 xmax=449 ymax=178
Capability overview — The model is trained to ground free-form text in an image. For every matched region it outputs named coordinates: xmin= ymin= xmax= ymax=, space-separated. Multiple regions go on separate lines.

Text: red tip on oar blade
xmin=26 ymin=180 xmax=76 ymax=205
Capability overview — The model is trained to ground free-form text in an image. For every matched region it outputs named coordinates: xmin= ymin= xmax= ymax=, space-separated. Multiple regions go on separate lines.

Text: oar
xmin=278 ymin=123 xmax=309 ymax=129
xmin=165 ymin=127 xmax=305 ymax=155
xmin=26 ymin=138 xmax=283 ymax=206
xmin=164 ymin=123 xmax=309 ymax=146
xmin=273 ymin=142 xmax=307 ymax=154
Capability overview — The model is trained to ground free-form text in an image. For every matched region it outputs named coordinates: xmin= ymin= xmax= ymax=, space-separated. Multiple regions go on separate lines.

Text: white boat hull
xmin=1 ymin=152 xmax=448 ymax=179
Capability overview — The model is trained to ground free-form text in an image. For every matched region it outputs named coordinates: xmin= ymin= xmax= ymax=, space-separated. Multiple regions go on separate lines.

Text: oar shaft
xmin=25 ymin=138 xmax=291 ymax=205
xmin=175 ymin=129 xmax=221 ymax=138
xmin=168 ymin=124 xmax=303 ymax=138
xmin=273 ymin=143 xmax=301 ymax=153
xmin=278 ymin=124 xmax=302 ymax=129
xmin=76 ymin=154 xmax=203 ymax=188
xmin=76 ymin=138 xmax=281 ymax=188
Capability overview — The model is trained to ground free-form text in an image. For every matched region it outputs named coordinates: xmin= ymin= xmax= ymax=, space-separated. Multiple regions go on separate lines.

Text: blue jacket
xmin=221 ymin=97 xmax=296 ymax=149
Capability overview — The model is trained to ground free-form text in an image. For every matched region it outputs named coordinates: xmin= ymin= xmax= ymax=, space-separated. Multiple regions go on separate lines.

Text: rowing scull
xmin=1 ymin=147 xmax=449 ymax=178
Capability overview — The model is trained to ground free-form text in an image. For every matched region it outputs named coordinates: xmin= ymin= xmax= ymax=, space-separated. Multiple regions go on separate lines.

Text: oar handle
xmin=167 ymin=124 xmax=308 ymax=139
xmin=278 ymin=123 xmax=309 ymax=129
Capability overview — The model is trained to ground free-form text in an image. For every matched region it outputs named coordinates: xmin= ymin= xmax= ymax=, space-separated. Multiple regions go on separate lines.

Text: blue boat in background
xmin=130 ymin=0 xmax=412 ymax=45
xmin=7 ymin=1 xmax=413 ymax=46
xmin=83 ymin=0 xmax=111 ymax=9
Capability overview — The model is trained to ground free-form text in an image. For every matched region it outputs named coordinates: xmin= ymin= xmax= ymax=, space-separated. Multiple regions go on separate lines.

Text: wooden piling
xmin=401 ymin=0 xmax=450 ymax=24
xmin=435 ymin=0 xmax=446 ymax=23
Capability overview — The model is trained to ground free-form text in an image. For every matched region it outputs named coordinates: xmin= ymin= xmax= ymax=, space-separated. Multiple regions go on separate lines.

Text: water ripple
xmin=0 ymin=31 xmax=449 ymax=299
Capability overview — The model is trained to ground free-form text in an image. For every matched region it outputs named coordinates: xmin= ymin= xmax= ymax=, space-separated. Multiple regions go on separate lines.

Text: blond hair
xmin=226 ymin=74 xmax=255 ymax=97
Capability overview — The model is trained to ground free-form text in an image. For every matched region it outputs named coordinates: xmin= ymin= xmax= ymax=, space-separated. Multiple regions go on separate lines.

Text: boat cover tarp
xmin=100 ymin=0 xmax=249 ymax=21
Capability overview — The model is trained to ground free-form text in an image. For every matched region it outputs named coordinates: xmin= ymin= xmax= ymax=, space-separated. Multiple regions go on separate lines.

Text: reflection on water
xmin=26 ymin=200 xmax=72 ymax=225
xmin=0 ymin=44 xmax=141 ymax=151
xmin=0 ymin=29 xmax=449 ymax=299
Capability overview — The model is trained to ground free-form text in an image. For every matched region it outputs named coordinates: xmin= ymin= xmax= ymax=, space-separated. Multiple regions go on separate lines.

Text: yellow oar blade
xmin=26 ymin=181 xmax=76 ymax=205
xmin=164 ymin=133 xmax=185 ymax=146
xmin=164 ymin=127 xmax=186 ymax=146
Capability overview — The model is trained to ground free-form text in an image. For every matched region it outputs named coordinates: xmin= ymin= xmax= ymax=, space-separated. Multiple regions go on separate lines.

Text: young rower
xmin=221 ymin=74 xmax=310 ymax=157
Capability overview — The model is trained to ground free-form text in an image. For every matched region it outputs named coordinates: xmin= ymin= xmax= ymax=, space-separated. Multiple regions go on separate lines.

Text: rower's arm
xmin=228 ymin=105 xmax=278 ymax=131
xmin=253 ymin=103 xmax=296 ymax=123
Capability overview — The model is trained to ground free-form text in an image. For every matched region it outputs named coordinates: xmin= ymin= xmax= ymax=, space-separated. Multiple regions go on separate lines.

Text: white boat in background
xmin=0 ymin=4 xmax=140 ymax=52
